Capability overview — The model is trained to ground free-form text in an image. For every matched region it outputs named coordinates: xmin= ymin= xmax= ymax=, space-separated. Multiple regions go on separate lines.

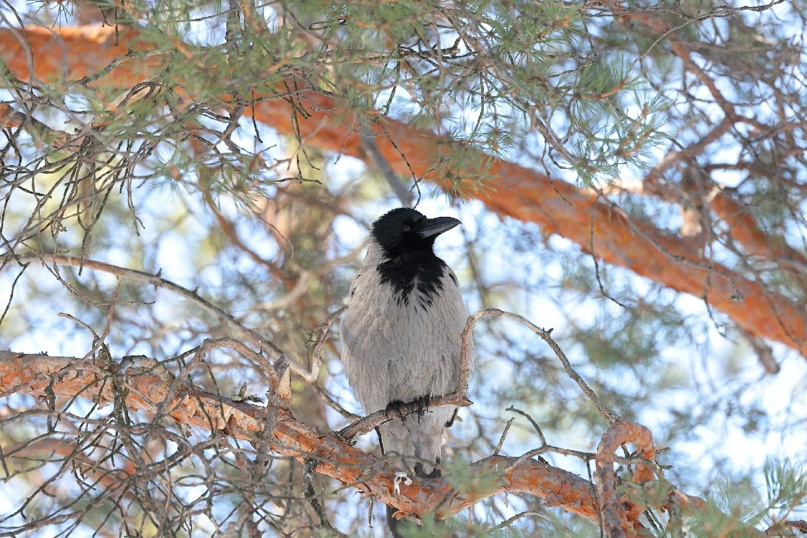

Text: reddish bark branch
xmin=0 ymin=350 xmax=600 ymax=523
xmin=595 ymin=421 xmax=656 ymax=538
xmin=1 ymin=26 xmax=805 ymax=355
xmin=624 ymin=15 xmax=807 ymax=274
xmin=1 ymin=350 xmax=769 ymax=534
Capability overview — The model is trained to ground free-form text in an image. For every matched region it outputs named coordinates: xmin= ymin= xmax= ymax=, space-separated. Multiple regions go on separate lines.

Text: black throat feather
xmin=377 ymin=251 xmax=447 ymax=307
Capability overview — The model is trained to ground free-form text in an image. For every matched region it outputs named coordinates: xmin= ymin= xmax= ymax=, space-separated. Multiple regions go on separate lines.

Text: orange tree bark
xmin=1 ymin=25 xmax=805 ymax=356
xmin=0 ymin=349 xmax=769 ymax=536
xmin=0 ymin=350 xmax=601 ymax=523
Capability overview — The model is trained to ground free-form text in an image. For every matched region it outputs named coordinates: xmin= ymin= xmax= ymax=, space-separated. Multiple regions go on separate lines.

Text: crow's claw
xmin=412 ymin=394 xmax=431 ymax=420
xmin=385 ymin=395 xmax=432 ymax=423
xmin=385 ymin=400 xmax=408 ymax=421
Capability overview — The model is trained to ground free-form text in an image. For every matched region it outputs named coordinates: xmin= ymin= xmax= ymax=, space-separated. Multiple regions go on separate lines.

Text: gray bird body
xmin=340 ymin=208 xmax=473 ymax=476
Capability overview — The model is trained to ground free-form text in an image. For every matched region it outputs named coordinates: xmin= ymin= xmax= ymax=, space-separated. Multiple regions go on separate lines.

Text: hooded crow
xmin=340 ymin=207 xmax=474 ymax=535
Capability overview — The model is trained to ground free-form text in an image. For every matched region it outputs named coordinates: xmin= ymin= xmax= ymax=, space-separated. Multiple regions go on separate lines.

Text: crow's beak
xmin=416 ymin=216 xmax=461 ymax=239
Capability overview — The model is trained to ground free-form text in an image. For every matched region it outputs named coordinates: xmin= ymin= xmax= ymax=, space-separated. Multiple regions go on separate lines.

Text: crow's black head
xmin=371 ymin=207 xmax=460 ymax=259
xmin=371 ymin=208 xmax=461 ymax=306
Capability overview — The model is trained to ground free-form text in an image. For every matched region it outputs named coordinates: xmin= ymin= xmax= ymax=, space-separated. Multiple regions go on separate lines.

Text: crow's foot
xmin=385 ymin=400 xmax=408 ymax=421
xmin=385 ymin=394 xmax=432 ymax=423
xmin=411 ymin=394 xmax=430 ymax=422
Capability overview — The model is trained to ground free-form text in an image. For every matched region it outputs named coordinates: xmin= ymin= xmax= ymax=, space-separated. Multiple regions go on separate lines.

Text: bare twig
xmin=469 ymin=309 xmax=621 ymax=425
xmin=493 ymin=418 xmax=514 ymax=456
xmin=20 ymin=255 xmax=311 ymax=381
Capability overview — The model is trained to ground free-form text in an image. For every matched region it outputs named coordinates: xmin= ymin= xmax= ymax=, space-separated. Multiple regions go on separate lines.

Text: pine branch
xmin=1 ymin=25 xmax=803 ymax=356
xmin=0 ymin=349 xmax=600 ymax=523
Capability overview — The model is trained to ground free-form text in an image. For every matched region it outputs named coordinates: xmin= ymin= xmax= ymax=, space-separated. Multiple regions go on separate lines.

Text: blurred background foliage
xmin=0 ymin=0 xmax=805 ymax=536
